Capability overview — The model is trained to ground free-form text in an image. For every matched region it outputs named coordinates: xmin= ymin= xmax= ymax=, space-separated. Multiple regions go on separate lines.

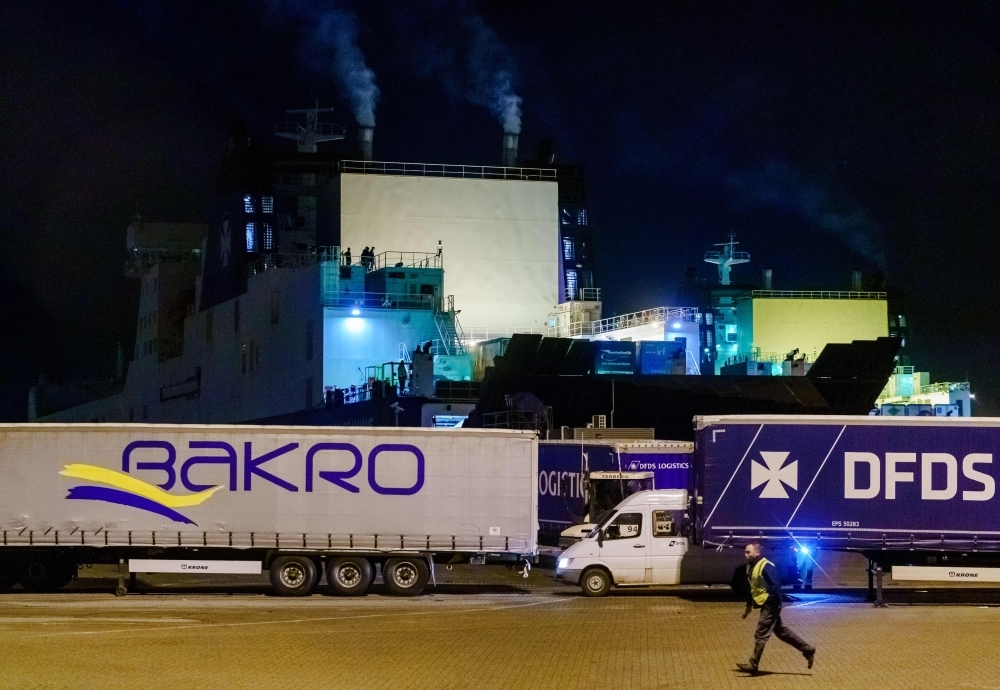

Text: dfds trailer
xmin=0 ymin=425 xmax=538 ymax=596
xmin=559 ymin=415 xmax=1000 ymax=596
xmin=697 ymin=415 xmax=1000 ymax=582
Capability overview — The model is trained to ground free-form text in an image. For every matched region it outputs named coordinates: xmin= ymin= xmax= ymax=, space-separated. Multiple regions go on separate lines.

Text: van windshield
xmin=587 ymin=510 xmax=618 ymax=539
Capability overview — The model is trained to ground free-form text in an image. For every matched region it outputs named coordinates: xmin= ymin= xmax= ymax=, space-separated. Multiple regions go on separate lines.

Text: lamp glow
xmin=351 ymin=308 xmax=361 ymax=316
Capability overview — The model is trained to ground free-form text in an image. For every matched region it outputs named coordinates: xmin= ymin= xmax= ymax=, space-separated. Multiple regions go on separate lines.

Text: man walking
xmin=737 ymin=541 xmax=816 ymax=674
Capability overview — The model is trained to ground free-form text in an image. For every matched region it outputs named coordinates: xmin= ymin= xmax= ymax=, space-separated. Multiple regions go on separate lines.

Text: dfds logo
xmin=61 ymin=440 xmax=425 ymax=525
xmin=751 ymin=451 xmax=798 ymax=499
xmin=844 ymin=452 xmax=994 ymax=501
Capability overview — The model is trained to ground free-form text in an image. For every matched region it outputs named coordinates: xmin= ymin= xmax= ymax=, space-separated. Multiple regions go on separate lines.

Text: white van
xmin=556 ymin=489 xmax=788 ymax=597
xmin=556 ymin=490 xmax=692 ymax=596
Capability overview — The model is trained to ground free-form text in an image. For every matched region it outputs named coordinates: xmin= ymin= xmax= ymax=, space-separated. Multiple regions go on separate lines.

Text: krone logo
xmin=751 ymin=451 xmax=798 ymax=499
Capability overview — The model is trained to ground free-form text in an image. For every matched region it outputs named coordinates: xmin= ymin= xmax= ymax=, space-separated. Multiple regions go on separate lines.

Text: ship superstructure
xmin=31 ymin=110 xmax=564 ymax=424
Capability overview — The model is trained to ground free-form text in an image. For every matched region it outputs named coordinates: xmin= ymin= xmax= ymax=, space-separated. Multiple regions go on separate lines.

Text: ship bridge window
xmin=262 ymin=196 xmax=274 ymax=214
xmin=244 ymin=195 xmax=255 ymax=213
xmin=577 ymin=209 xmax=588 ymax=226
xmin=565 ymin=269 xmax=578 ymax=297
xmin=246 ymin=223 xmax=257 ymax=252
xmin=263 ymin=223 xmax=274 ymax=251
xmin=563 ymin=237 xmax=575 ymax=261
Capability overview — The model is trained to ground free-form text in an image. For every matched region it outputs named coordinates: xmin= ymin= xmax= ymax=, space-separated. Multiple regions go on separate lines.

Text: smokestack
xmin=358 ymin=125 xmax=374 ymax=161
xmin=502 ymin=131 xmax=519 ymax=167
xmin=762 ymin=269 xmax=773 ymax=291
xmin=851 ymin=270 xmax=862 ymax=291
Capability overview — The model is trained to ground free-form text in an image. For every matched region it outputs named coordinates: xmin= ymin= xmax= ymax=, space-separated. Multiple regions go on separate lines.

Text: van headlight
xmin=558 ymin=558 xmax=570 ymax=569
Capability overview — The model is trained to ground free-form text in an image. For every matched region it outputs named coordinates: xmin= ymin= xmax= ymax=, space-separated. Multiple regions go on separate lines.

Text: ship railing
xmin=564 ymin=287 xmax=602 ymax=302
xmin=246 ymin=247 xmax=340 ymax=277
xmin=274 ymin=121 xmax=343 ymax=137
xmin=736 ymin=290 xmax=887 ymax=302
xmin=551 ymin=306 xmax=699 ymax=338
xmin=726 ymin=350 xmax=813 ymax=366
xmin=920 ymin=381 xmax=970 ymax=394
xmin=339 ymin=160 xmax=557 ymax=181
xmin=365 ymin=250 xmax=441 ymax=271
xmin=704 ymin=250 xmax=751 ymax=262
xmin=462 ymin=327 xmax=547 ymax=345
xmin=125 ymin=248 xmax=202 ymax=276
xmin=323 ymin=291 xmax=436 ymax=311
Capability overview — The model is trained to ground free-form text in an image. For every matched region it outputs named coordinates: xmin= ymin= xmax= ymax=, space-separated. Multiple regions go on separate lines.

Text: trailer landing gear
xmin=867 ymin=559 xmax=887 ymax=608
xmin=115 ymin=559 xmax=128 ymax=597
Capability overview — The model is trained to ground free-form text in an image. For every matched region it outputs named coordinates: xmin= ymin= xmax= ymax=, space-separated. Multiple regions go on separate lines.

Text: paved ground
xmin=2 ymin=557 xmax=1000 ymax=689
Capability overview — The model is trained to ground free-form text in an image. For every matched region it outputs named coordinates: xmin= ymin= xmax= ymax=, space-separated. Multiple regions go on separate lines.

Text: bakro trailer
xmin=0 ymin=424 xmax=537 ymax=596
xmin=558 ymin=415 xmax=1000 ymax=597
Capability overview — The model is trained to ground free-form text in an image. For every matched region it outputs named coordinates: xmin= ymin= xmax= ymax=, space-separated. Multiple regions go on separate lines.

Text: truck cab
xmin=556 ymin=490 xmax=690 ymax=596
xmin=557 ymin=471 xmax=656 ymax=548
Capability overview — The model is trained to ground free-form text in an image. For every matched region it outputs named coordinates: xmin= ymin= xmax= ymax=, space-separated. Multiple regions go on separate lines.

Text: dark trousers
xmin=750 ymin=600 xmax=813 ymax=667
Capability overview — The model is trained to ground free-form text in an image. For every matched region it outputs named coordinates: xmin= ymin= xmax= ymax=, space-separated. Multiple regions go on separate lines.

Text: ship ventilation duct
xmin=762 ymin=269 xmax=773 ymax=290
xmin=358 ymin=125 xmax=374 ymax=161
xmin=852 ymin=270 xmax=862 ymax=291
xmin=502 ymin=131 xmax=519 ymax=167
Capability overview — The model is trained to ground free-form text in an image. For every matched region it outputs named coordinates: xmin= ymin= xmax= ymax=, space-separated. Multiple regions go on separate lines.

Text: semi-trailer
xmin=0 ymin=424 xmax=538 ymax=596
xmin=558 ymin=415 xmax=1000 ymax=597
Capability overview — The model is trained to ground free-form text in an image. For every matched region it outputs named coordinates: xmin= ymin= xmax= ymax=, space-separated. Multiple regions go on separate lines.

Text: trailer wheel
xmin=383 ymin=557 xmax=429 ymax=596
xmin=269 ymin=556 xmax=318 ymax=597
xmin=0 ymin=559 xmax=22 ymax=590
xmin=19 ymin=558 xmax=73 ymax=593
xmin=581 ymin=567 xmax=612 ymax=597
xmin=327 ymin=556 xmax=373 ymax=596
xmin=730 ymin=565 xmax=750 ymax=597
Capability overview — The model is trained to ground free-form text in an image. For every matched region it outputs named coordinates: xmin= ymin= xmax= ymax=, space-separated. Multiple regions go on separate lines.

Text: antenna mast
xmin=275 ymin=101 xmax=345 ymax=153
xmin=704 ymin=232 xmax=751 ymax=285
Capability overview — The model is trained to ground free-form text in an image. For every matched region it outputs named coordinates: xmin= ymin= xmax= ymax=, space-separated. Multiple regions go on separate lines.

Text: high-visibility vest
xmin=749 ymin=558 xmax=774 ymax=606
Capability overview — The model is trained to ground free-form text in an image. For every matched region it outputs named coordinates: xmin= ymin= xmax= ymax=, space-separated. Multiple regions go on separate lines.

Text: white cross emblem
xmin=751 ymin=451 xmax=798 ymax=499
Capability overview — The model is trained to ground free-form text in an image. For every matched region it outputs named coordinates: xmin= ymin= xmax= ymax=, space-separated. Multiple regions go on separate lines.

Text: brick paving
xmin=0 ymin=565 xmax=999 ymax=689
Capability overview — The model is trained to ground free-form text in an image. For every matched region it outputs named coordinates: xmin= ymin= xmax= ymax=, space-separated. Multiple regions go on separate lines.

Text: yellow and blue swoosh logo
xmin=60 ymin=464 xmax=220 ymax=525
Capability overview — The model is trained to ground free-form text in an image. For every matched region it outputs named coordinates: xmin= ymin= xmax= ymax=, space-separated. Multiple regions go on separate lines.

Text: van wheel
xmin=581 ymin=568 xmax=611 ymax=597
xmin=383 ymin=557 xmax=429 ymax=596
xmin=20 ymin=558 xmax=73 ymax=593
xmin=327 ymin=557 xmax=373 ymax=596
xmin=270 ymin=556 xmax=318 ymax=597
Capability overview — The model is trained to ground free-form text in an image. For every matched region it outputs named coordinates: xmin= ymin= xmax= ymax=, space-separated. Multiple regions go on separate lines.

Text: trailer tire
xmin=327 ymin=556 xmax=373 ymax=596
xmin=730 ymin=565 xmax=750 ymax=597
xmin=19 ymin=558 xmax=73 ymax=593
xmin=269 ymin=556 xmax=318 ymax=597
xmin=0 ymin=560 xmax=23 ymax=591
xmin=581 ymin=567 xmax=612 ymax=597
xmin=383 ymin=557 xmax=429 ymax=596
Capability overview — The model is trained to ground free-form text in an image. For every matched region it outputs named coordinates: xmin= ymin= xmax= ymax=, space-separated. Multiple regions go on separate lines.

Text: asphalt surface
xmin=1 ymin=553 xmax=1000 ymax=689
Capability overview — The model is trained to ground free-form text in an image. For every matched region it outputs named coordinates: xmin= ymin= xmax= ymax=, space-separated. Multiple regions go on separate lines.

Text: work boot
xmin=736 ymin=662 xmax=759 ymax=675
xmin=804 ymin=648 xmax=816 ymax=669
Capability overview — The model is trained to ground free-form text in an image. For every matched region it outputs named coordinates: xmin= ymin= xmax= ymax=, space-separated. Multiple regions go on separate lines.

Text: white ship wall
xmin=338 ymin=173 xmax=559 ymax=332
xmin=41 ymin=264 xmax=324 ymax=424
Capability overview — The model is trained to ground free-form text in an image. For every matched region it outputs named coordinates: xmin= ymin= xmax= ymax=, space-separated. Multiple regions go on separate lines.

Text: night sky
xmin=1 ymin=1 xmax=998 ymax=420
